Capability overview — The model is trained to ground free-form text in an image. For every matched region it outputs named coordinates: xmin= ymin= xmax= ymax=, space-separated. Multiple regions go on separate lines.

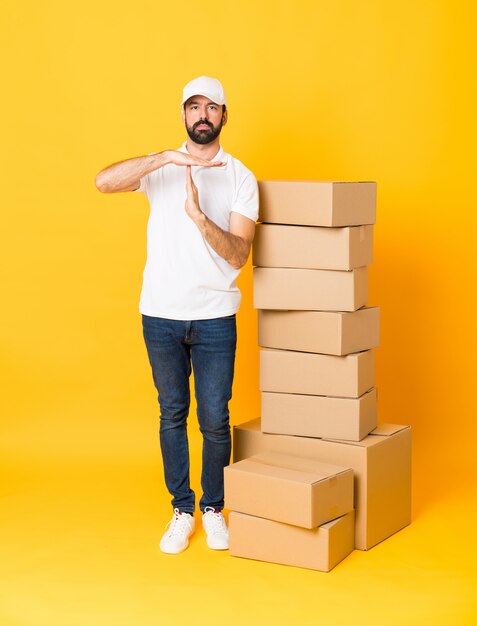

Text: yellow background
xmin=1 ymin=1 xmax=476 ymax=624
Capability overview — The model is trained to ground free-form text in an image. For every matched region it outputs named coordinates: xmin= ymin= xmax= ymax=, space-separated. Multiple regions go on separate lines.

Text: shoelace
xmin=164 ymin=508 xmax=193 ymax=537
xmin=203 ymin=507 xmax=228 ymax=534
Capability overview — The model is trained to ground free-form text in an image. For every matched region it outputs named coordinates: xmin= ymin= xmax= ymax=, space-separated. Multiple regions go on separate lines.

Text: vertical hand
xmin=185 ymin=165 xmax=204 ymax=222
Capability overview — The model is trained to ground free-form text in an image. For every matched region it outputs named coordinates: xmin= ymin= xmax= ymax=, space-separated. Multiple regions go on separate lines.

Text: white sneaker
xmin=202 ymin=507 xmax=229 ymax=550
xmin=160 ymin=508 xmax=195 ymax=554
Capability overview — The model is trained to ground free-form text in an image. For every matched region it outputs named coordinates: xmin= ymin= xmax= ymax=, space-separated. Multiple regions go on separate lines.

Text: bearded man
xmin=95 ymin=76 xmax=258 ymax=554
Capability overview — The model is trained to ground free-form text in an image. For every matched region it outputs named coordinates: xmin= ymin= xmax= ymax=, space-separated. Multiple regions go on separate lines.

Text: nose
xmin=200 ymin=104 xmax=209 ymax=119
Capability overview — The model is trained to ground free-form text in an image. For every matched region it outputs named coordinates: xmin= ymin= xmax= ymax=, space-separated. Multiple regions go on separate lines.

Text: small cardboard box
xmin=224 ymin=451 xmax=353 ymax=529
xmin=253 ymin=223 xmax=373 ymax=270
xmin=258 ymin=306 xmax=380 ymax=356
xmin=260 ymin=348 xmax=375 ymax=398
xmin=232 ymin=419 xmax=267 ymax=462
xmin=261 ymin=388 xmax=377 ymax=442
xmin=229 ymin=510 xmax=355 ymax=572
xmin=254 ymin=266 xmax=368 ymax=312
xmin=258 ymin=181 xmax=376 ymax=226
xmin=232 ymin=419 xmax=411 ymax=550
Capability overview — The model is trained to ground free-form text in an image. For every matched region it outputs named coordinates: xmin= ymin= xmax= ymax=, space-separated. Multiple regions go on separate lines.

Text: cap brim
xmin=181 ymin=91 xmax=226 ymax=106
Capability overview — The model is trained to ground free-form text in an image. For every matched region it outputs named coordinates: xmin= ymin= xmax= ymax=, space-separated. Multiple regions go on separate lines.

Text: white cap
xmin=181 ymin=76 xmax=227 ymax=106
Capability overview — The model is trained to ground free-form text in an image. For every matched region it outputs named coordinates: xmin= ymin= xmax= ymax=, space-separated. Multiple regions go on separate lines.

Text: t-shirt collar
xmin=179 ymin=141 xmax=225 ymax=162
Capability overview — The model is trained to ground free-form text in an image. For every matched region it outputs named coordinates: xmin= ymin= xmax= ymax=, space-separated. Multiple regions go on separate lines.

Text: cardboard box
xmin=261 ymin=388 xmax=377 ymax=441
xmin=258 ymin=306 xmax=380 ymax=356
xmin=254 ymin=266 xmax=368 ymax=312
xmin=253 ymin=223 xmax=373 ymax=270
xmin=224 ymin=451 xmax=353 ymax=529
xmin=260 ymin=348 xmax=375 ymax=398
xmin=232 ymin=418 xmax=268 ymax=462
xmin=258 ymin=181 xmax=376 ymax=226
xmin=232 ymin=419 xmax=412 ymax=550
xmin=229 ymin=510 xmax=355 ymax=572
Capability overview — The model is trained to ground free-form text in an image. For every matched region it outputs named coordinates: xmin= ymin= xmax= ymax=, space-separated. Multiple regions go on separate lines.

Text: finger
xmin=185 ymin=166 xmax=194 ymax=193
xmin=181 ymin=157 xmax=226 ymax=168
xmin=186 ymin=165 xmax=198 ymax=194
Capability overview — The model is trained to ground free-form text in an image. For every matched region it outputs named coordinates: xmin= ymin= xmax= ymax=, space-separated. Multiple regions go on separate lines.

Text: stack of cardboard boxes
xmin=224 ymin=181 xmax=412 ymax=571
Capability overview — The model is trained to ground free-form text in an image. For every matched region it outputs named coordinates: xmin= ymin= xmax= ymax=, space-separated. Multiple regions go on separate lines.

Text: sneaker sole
xmin=206 ymin=539 xmax=229 ymax=551
xmin=160 ymin=539 xmax=190 ymax=554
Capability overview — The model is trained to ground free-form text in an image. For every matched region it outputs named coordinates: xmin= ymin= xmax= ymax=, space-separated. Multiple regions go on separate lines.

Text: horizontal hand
xmin=164 ymin=150 xmax=225 ymax=168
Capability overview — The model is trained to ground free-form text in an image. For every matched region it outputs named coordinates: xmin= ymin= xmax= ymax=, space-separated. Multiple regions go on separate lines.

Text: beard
xmin=186 ymin=118 xmax=223 ymax=144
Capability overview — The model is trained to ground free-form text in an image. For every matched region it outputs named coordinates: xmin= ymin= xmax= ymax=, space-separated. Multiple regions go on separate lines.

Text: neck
xmin=185 ymin=137 xmax=221 ymax=161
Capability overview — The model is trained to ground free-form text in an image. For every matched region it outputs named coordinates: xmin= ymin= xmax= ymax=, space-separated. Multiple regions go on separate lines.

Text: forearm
xmin=95 ymin=151 xmax=168 ymax=193
xmin=195 ymin=214 xmax=250 ymax=269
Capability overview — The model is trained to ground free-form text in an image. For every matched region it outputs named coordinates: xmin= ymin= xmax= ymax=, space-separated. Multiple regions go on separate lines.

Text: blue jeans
xmin=142 ymin=313 xmax=237 ymax=513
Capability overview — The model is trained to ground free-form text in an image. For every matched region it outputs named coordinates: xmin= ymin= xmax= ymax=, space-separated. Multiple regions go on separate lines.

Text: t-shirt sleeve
xmin=231 ymin=172 xmax=259 ymax=222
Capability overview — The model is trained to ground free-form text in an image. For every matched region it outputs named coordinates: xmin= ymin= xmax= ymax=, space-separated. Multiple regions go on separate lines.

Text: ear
xmin=181 ymin=106 xmax=186 ymax=125
xmin=222 ymin=107 xmax=228 ymax=126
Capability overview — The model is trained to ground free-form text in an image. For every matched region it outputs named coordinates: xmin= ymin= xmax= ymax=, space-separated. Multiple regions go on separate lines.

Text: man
xmin=95 ymin=76 xmax=258 ymax=554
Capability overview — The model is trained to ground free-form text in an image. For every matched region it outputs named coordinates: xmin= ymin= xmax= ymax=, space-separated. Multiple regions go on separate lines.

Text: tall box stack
xmin=255 ymin=181 xmax=379 ymax=443
xmin=227 ymin=181 xmax=412 ymax=566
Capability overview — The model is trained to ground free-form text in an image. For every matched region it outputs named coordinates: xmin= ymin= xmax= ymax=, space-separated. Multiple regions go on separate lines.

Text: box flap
xmin=228 ymin=459 xmax=325 ymax=485
xmin=369 ymin=424 xmax=410 ymax=436
xmin=233 ymin=418 xmax=261 ymax=432
xmin=234 ymin=451 xmax=352 ymax=484
xmin=259 ymin=180 xmax=375 ymax=184
xmin=319 ymin=512 xmax=351 ymax=531
xmin=322 ymin=423 xmax=410 ymax=447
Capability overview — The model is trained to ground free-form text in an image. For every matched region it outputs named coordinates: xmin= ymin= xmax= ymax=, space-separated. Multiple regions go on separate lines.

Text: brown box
xmin=258 ymin=181 xmax=376 ymax=226
xmin=232 ymin=419 xmax=412 ymax=550
xmin=261 ymin=388 xmax=377 ymax=441
xmin=224 ymin=451 xmax=353 ymax=529
xmin=254 ymin=267 xmax=368 ymax=312
xmin=258 ymin=306 xmax=380 ymax=356
xmin=229 ymin=510 xmax=355 ymax=572
xmin=260 ymin=348 xmax=375 ymax=398
xmin=253 ymin=223 xmax=373 ymax=270
xmin=232 ymin=418 xmax=267 ymax=461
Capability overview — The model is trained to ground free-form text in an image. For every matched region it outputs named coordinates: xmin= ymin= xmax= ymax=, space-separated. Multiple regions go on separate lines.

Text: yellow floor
xmin=1 ymin=447 xmax=476 ymax=626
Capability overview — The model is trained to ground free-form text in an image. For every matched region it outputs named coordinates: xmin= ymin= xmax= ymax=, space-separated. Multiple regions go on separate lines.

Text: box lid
xmin=259 ymin=180 xmax=375 ymax=184
xmin=233 ymin=418 xmax=410 ymax=450
xmin=228 ymin=451 xmax=351 ymax=485
xmin=233 ymin=418 xmax=261 ymax=432
xmin=370 ymin=424 xmax=409 ymax=436
xmin=323 ymin=423 xmax=411 ymax=448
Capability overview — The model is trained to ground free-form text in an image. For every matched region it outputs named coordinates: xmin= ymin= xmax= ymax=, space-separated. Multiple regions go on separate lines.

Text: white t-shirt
xmin=134 ymin=143 xmax=259 ymax=320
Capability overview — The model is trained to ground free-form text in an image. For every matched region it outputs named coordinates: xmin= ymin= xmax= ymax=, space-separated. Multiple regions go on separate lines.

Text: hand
xmin=164 ymin=149 xmax=225 ymax=168
xmin=185 ymin=165 xmax=203 ymax=222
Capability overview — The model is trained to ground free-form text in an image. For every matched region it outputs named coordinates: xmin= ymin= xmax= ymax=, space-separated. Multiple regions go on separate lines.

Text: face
xmin=182 ymin=95 xmax=227 ymax=145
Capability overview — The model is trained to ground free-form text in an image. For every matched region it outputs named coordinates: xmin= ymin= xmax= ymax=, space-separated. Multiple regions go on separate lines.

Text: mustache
xmin=193 ymin=119 xmax=214 ymax=130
